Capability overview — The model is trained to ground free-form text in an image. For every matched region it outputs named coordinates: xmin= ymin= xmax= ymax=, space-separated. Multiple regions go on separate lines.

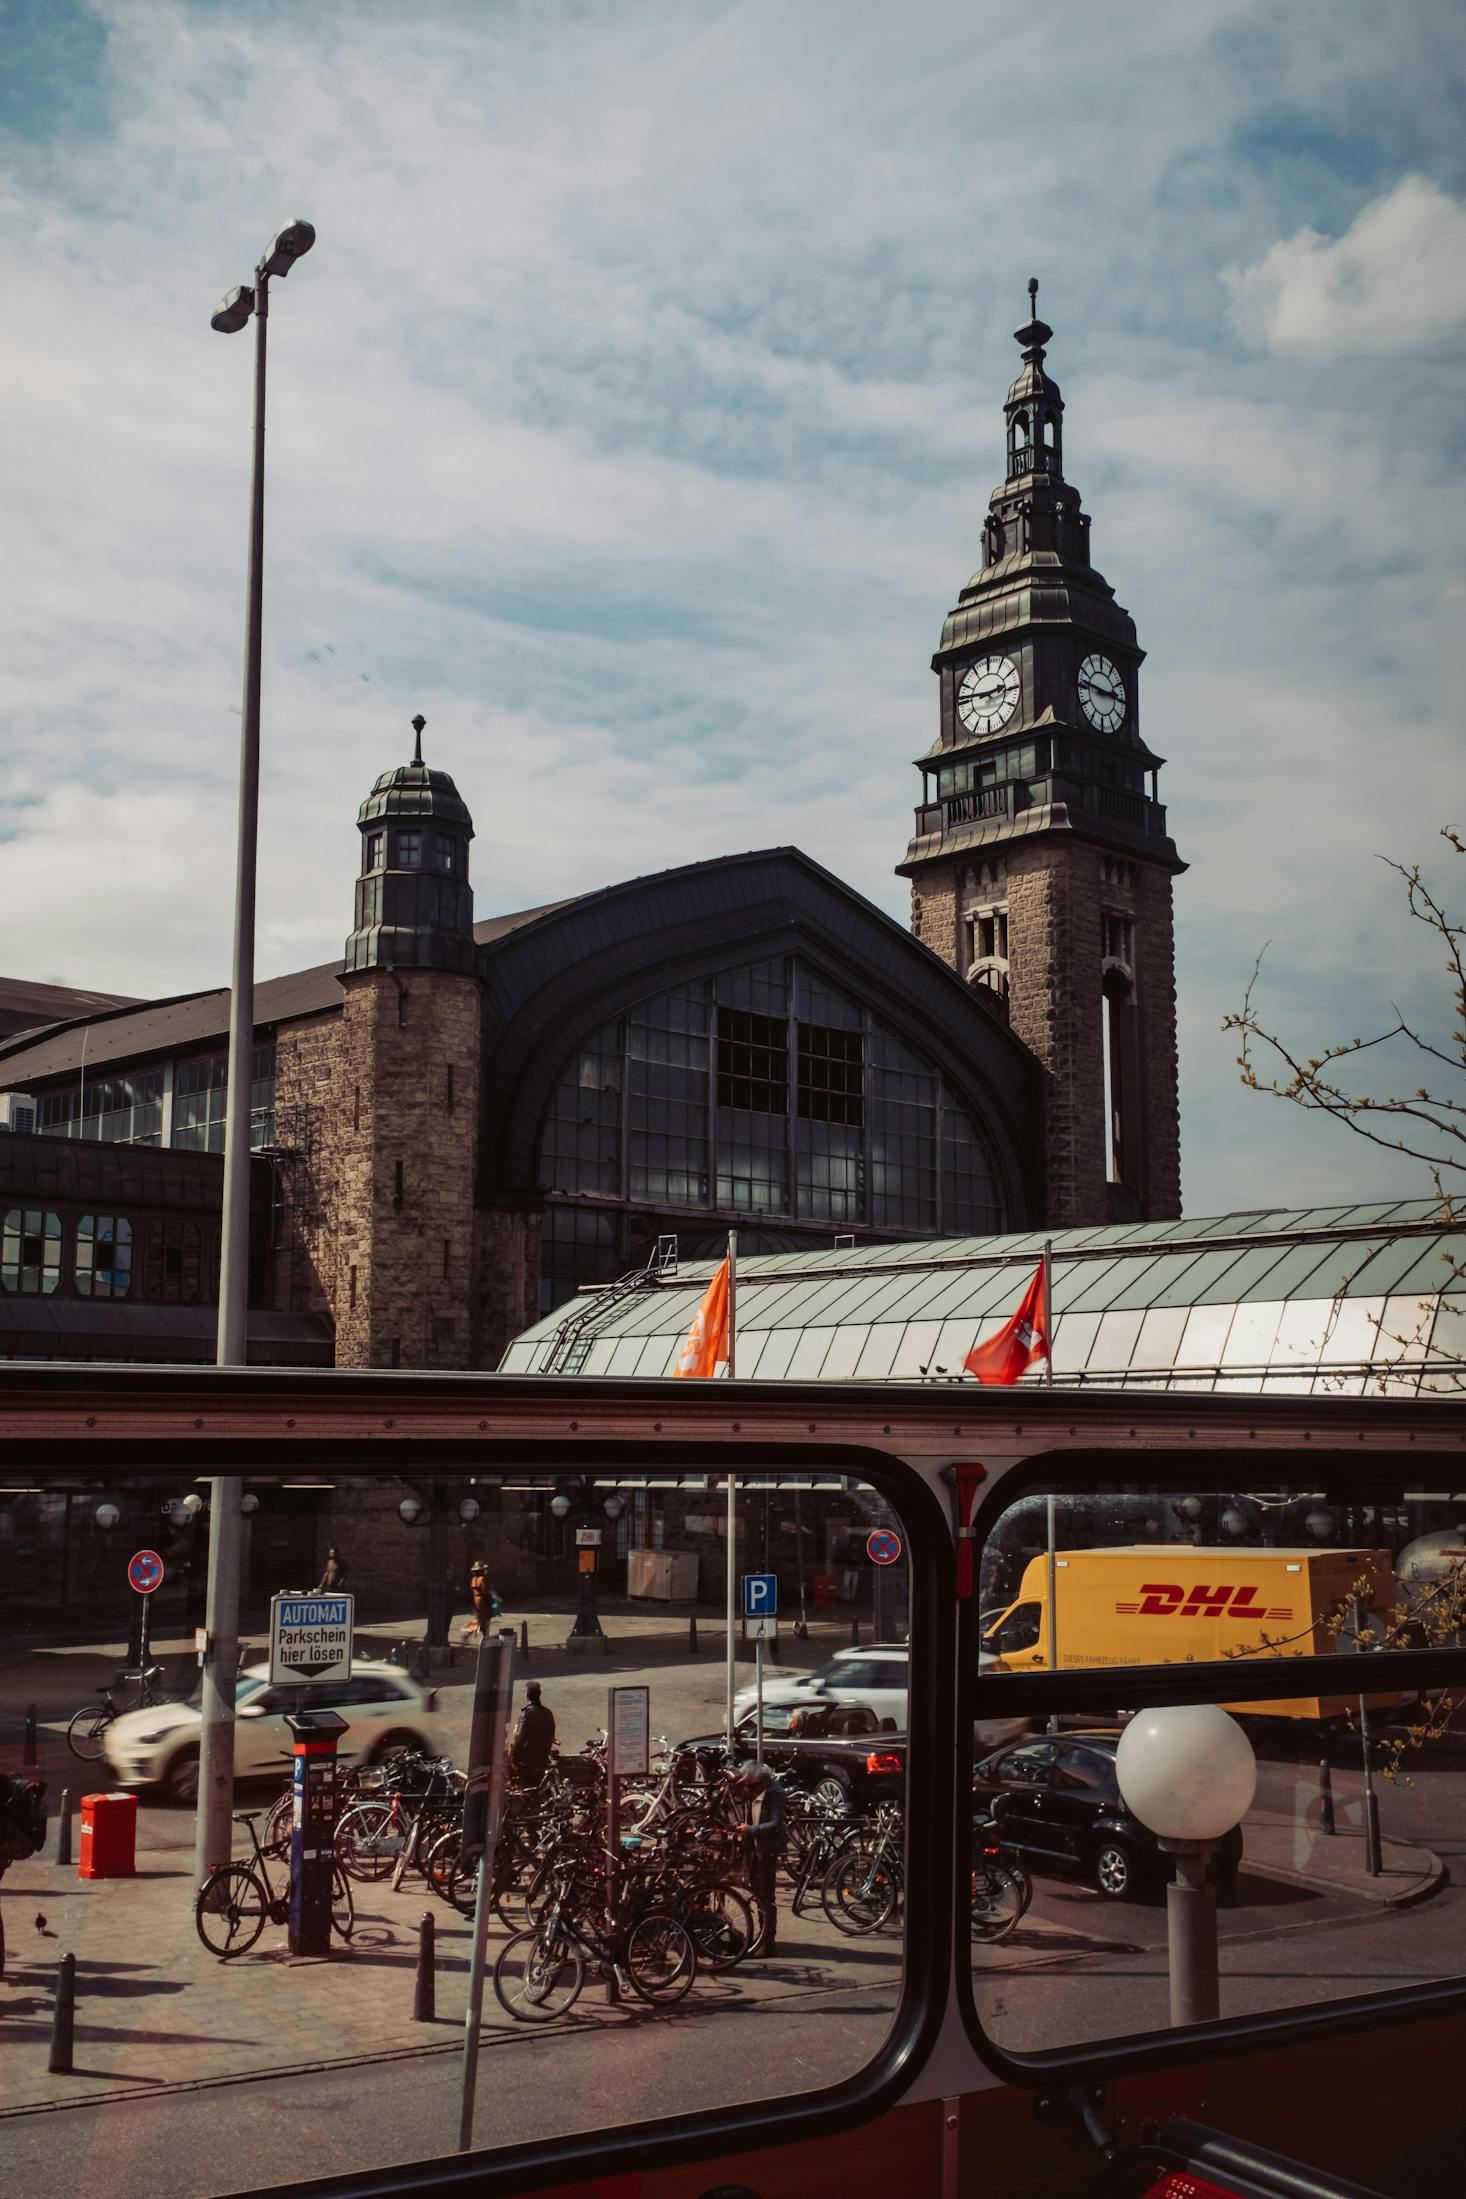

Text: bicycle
xmin=195 ymin=1810 xmax=355 ymax=1959
xmin=970 ymin=1817 xmax=1031 ymax=1943
xmin=493 ymin=1854 xmax=696 ymax=2022
xmin=66 ymin=1664 xmax=168 ymax=1763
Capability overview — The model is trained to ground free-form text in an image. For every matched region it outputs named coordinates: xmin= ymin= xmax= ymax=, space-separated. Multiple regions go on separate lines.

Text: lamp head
xmin=94 ymin=1501 xmax=120 ymax=1531
xmin=458 ymin=1496 xmax=481 ymax=1524
xmin=549 ymin=1494 xmax=572 ymax=1520
xmin=210 ymin=284 xmax=256 ymax=335
xmin=260 ymin=218 xmax=316 ymax=279
xmin=398 ymin=1495 xmax=422 ymax=1526
xmin=1114 ymin=1705 xmax=1257 ymax=1843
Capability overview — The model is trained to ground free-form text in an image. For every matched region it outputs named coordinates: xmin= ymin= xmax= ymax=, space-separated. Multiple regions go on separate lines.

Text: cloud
xmin=1 ymin=1 xmax=1464 ymax=1226
xmin=1224 ymin=174 xmax=1466 ymax=356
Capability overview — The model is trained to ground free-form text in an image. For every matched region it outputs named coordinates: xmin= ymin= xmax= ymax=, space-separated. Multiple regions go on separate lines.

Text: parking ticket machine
xmin=282 ymin=1709 xmax=348 ymax=1956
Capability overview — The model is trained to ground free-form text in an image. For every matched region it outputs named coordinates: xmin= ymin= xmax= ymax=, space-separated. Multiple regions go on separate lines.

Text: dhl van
xmin=980 ymin=1544 xmax=1400 ymax=1719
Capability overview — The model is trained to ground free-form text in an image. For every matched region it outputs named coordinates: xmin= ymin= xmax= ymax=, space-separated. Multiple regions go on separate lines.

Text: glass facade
xmin=172 ymin=1044 xmax=277 ymax=1153
xmin=538 ymin=955 xmax=1007 ymax=1310
xmin=75 ymin=1214 xmax=134 ymax=1299
xmin=1 ymin=1208 xmax=62 ymax=1295
xmin=30 ymin=1044 xmax=276 ymax=1154
xmin=37 ymin=1068 xmax=164 ymax=1146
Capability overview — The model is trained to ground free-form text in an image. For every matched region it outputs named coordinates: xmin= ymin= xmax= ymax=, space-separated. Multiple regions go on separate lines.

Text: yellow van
xmin=980 ymin=1544 xmax=1399 ymax=1720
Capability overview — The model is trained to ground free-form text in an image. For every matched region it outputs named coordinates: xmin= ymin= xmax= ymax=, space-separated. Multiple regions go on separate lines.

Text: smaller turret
xmin=1004 ymin=276 xmax=1064 ymax=482
xmin=344 ymin=716 xmax=476 ymax=975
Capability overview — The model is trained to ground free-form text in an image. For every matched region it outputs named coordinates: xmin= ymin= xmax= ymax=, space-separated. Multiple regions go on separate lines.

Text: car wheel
xmin=812 ymin=1775 xmax=852 ymax=1815
xmin=1091 ymin=1837 xmax=1141 ymax=1900
xmin=163 ymin=1745 xmax=200 ymax=1806
xmin=367 ymin=1729 xmax=422 ymax=1764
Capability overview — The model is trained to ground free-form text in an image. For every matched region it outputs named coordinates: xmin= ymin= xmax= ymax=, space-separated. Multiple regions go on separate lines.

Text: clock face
xmin=1078 ymin=653 xmax=1127 ymax=732
xmin=956 ymin=655 xmax=1021 ymax=737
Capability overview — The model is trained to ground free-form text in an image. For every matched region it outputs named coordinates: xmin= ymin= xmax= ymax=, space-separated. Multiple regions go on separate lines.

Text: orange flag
xmin=673 ymin=1257 xmax=731 ymax=1378
xmin=964 ymin=1261 xmax=1050 ymax=1385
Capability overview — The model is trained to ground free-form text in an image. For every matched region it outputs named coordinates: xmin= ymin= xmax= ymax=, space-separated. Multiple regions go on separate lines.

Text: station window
xmin=75 ymin=1214 xmax=134 ymax=1298
xmin=0 ymin=1207 xmax=62 ymax=1294
xmin=141 ymin=1217 xmax=203 ymax=1303
xmin=717 ymin=1008 xmax=788 ymax=1115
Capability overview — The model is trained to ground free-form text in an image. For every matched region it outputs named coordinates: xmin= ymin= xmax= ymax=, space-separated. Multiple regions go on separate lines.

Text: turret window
xmin=364 ymin=832 xmax=384 ymax=872
xmin=397 ymin=830 xmax=422 ymax=867
xmin=431 ymin=834 xmax=456 ymax=873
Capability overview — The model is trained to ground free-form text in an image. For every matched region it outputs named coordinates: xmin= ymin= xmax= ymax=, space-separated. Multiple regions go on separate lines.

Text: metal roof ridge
xmin=626 ymin=1210 xmax=1456 ymax=1293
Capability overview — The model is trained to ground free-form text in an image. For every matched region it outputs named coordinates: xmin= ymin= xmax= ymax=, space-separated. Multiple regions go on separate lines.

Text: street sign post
xmin=269 ymin=1591 xmax=354 ymax=1685
xmin=741 ymin=1575 xmax=777 ymax=1766
xmin=126 ymin=1549 xmax=164 ymax=1676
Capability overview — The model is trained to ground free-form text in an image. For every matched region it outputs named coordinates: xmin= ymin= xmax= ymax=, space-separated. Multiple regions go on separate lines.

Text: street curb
xmin=0 ymin=1972 xmax=898 ymax=2122
xmin=1243 ymin=1845 xmax=1446 ymax=1910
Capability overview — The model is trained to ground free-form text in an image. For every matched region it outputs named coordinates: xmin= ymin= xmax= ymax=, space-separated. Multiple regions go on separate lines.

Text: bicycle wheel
xmin=67 ymin=1706 xmax=112 ymax=1764
xmin=335 ymin=1801 xmax=399 ymax=1882
xmin=330 ymin=1864 xmax=356 ymax=1942
xmin=196 ymin=1865 xmax=268 ymax=1959
xmin=625 ymin=1913 xmax=697 ymax=2003
xmin=493 ymin=1926 xmax=584 ymax=2022
xmin=685 ymin=1883 xmax=753 ymax=1973
xmin=263 ymin=1790 xmax=294 ymax=1861
xmin=822 ymin=1851 xmax=900 ymax=1935
xmin=970 ymin=1864 xmax=1025 ymax=1943
xmin=425 ymin=1826 xmax=463 ymax=1906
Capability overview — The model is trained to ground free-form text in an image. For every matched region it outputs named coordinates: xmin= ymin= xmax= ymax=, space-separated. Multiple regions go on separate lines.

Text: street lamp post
xmin=1115 ymin=1705 xmax=1257 ymax=2028
xmin=399 ymin=1483 xmax=484 ymax=1660
xmin=196 ymin=219 xmax=316 ymax=1888
xmin=553 ymin=1484 xmax=622 ymax=1653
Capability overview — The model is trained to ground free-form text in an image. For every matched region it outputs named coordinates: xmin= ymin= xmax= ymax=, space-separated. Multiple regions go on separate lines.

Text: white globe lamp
xmin=1114 ymin=1705 xmax=1256 ymax=2029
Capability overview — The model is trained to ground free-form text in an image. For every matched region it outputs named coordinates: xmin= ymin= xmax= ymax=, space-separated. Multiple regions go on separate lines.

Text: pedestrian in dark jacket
xmin=509 ymin=1683 xmax=556 ymax=1786
xmin=736 ymin=1766 xmax=788 ymax=1956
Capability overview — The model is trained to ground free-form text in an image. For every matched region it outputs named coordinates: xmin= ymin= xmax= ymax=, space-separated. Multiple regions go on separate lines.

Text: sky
xmin=1 ymin=0 xmax=1463 ymax=1217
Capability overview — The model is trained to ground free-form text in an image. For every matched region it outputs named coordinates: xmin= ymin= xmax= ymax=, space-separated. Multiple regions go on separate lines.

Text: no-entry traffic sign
xmin=127 ymin=1549 xmax=164 ymax=1595
xmin=866 ymin=1529 xmax=903 ymax=1567
xmin=269 ymin=1591 xmax=354 ymax=1684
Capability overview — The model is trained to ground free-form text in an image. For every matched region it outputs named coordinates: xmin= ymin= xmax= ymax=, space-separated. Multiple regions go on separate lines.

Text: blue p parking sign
xmin=742 ymin=1572 xmax=777 ymax=1618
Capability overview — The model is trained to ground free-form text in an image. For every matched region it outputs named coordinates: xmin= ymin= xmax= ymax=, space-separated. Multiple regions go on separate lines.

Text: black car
xmin=674 ymin=1701 xmax=905 ymax=1815
xmin=973 ymin=1731 xmax=1243 ymax=1902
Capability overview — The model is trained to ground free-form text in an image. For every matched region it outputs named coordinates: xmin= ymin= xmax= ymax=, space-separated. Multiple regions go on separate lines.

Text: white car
xmin=733 ymin=1641 xmax=1029 ymax=1752
xmin=104 ymin=1661 xmax=448 ymax=1804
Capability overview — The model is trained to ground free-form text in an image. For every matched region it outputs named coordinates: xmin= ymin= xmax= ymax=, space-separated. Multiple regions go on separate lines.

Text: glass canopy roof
xmin=500 ymin=1201 xmax=1464 ymax=1395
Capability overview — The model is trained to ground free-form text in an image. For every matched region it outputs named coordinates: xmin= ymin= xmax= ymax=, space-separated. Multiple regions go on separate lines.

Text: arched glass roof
xmin=500 ymin=1199 xmax=1464 ymax=1396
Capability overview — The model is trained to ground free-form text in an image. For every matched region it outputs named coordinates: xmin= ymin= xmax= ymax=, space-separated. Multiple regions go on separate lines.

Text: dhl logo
xmin=1114 ymin=1583 xmax=1294 ymax=1620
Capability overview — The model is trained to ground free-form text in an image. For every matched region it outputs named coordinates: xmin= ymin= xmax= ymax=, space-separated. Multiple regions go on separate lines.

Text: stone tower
xmin=335 ymin=717 xmax=482 ymax=1366
xmin=898 ymin=283 xmax=1184 ymax=1225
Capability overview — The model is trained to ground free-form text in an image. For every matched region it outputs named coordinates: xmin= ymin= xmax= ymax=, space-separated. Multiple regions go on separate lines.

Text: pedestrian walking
xmin=736 ymin=1765 xmax=788 ymax=1957
xmin=509 ymin=1682 xmax=556 ymax=1788
xmin=312 ymin=1546 xmax=347 ymax=1593
xmin=465 ymin=1558 xmax=501 ymax=1643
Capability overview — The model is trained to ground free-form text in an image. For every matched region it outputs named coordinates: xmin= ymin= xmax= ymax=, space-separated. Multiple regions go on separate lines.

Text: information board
xmin=607 ymin=1684 xmax=650 ymax=1778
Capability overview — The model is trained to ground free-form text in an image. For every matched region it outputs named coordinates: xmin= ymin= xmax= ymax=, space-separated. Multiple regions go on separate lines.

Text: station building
xmin=0 ymin=291 xmax=1184 ymax=1382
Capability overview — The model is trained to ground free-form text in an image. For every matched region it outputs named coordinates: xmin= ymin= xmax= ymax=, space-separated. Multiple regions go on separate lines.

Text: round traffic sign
xmin=867 ymin=1528 xmax=902 ymax=1567
xmin=127 ymin=1548 xmax=165 ymax=1595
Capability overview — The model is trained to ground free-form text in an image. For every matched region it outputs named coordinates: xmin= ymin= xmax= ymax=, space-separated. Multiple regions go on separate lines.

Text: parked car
xmin=973 ymin=1731 xmax=1243 ymax=1901
xmin=734 ymin=1642 xmax=1028 ymax=1753
xmin=674 ymin=1700 xmax=906 ymax=1815
xmin=104 ymin=1661 xmax=447 ymax=1804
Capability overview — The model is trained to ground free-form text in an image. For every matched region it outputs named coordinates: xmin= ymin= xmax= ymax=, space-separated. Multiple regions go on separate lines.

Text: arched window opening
xmin=76 ymin=1215 xmax=134 ymax=1299
xmin=1 ymin=1208 xmax=62 ymax=1295
xmin=1101 ymin=970 xmax=1138 ymax=1199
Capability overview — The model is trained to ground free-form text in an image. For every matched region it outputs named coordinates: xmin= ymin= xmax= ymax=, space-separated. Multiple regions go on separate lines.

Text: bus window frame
xmin=0 ymin=1396 xmax=955 ymax=2198
xmin=957 ymin=1446 xmax=1466 ymax=2088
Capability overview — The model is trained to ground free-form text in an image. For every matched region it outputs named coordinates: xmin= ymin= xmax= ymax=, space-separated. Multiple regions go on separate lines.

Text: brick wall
xmin=471 ymin=1205 xmax=543 ymax=1368
xmin=1135 ymin=862 xmax=1181 ymax=1217
xmin=273 ymin=1011 xmax=347 ymax=1321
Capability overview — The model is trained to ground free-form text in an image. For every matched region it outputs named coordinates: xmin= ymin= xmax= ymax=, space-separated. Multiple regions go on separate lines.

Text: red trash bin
xmin=78 ymin=1791 xmax=138 ymax=1878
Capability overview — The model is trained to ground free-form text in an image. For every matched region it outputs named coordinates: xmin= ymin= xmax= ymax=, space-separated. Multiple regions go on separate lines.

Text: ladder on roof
xmin=535 ymin=1235 xmax=679 ymax=1375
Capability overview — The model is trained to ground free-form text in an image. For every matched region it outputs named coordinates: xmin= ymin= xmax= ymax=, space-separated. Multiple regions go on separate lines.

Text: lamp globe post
xmin=554 ymin=1483 xmax=621 ymax=1653
xmin=1114 ymin=1705 xmax=1256 ymax=2027
xmin=194 ymin=218 xmax=316 ymax=1890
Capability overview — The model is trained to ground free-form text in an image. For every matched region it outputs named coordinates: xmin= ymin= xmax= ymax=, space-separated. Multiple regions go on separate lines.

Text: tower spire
xmin=411 ymin=713 xmax=425 ymax=768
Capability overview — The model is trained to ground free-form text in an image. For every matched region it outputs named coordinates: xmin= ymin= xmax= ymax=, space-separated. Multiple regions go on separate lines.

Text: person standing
xmin=509 ymin=1682 xmax=556 ymax=1787
xmin=736 ymin=1765 xmax=788 ymax=1957
xmin=465 ymin=1559 xmax=500 ymax=1641
xmin=312 ymin=1546 xmax=347 ymax=1593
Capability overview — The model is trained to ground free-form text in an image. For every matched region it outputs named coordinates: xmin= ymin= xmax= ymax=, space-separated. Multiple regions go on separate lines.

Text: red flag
xmin=673 ymin=1257 xmax=731 ymax=1378
xmin=964 ymin=1261 xmax=1050 ymax=1385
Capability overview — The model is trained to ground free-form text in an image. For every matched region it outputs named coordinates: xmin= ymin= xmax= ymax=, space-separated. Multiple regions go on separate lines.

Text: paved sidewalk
xmin=0 ymin=1838 xmax=896 ymax=2117
xmin=1242 ymin=1808 xmax=1442 ymax=1908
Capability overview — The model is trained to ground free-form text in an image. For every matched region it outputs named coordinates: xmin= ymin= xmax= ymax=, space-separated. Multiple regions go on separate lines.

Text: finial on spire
xmin=411 ymin=714 xmax=425 ymax=766
xmin=1028 ymin=276 xmax=1039 ymax=309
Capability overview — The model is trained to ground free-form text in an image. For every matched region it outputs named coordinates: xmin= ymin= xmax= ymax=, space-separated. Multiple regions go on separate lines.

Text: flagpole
xmin=725 ymin=1229 xmax=737 ymax=1758
xmin=1043 ymin=1236 xmax=1059 ymax=1730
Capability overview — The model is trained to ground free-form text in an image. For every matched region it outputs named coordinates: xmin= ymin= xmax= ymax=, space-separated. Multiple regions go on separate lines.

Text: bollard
xmin=604 ymin=1962 xmax=620 ymax=2006
xmin=23 ymin=1704 xmax=37 ymax=1768
xmin=413 ymin=1910 xmax=436 ymax=2022
xmin=688 ymin=1613 xmax=699 ymax=1654
xmin=56 ymin=1788 xmax=73 ymax=1869
xmin=48 ymin=1953 xmax=76 ymax=2075
xmin=1317 ymin=1758 xmax=1335 ymax=1837
xmin=849 ymin=1617 xmax=860 ymax=1647
xmin=519 ymin=1619 xmax=530 ymax=1660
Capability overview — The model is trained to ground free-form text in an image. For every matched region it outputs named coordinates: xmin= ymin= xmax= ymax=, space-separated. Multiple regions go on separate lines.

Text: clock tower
xmin=899 ymin=283 xmax=1184 ymax=1225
